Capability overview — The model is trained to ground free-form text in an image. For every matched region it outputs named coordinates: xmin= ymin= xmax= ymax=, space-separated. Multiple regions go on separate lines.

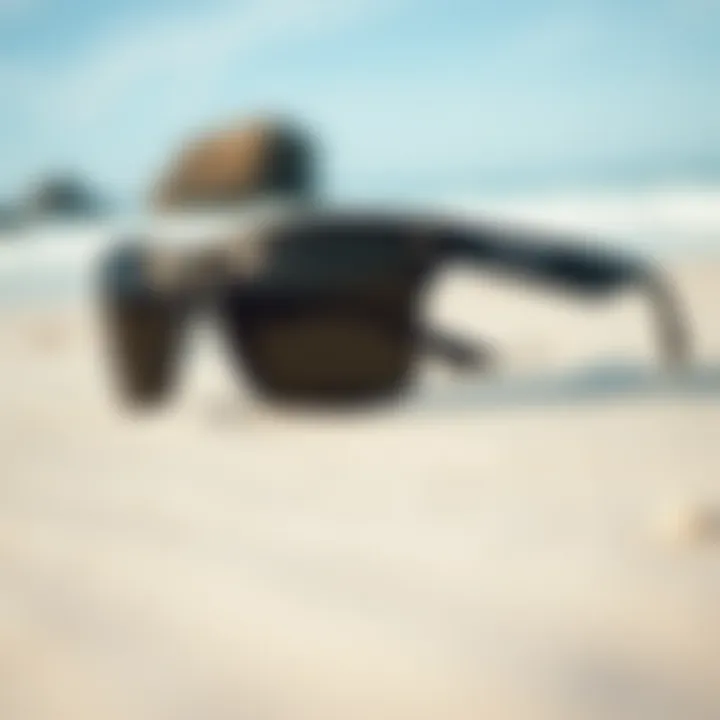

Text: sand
xmin=1 ymin=259 xmax=719 ymax=720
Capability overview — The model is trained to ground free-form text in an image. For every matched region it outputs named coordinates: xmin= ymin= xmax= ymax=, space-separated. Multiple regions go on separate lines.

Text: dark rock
xmin=24 ymin=174 xmax=104 ymax=220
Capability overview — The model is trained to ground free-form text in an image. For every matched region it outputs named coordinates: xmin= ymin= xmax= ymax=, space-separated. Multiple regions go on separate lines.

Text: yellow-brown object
xmin=153 ymin=119 xmax=315 ymax=210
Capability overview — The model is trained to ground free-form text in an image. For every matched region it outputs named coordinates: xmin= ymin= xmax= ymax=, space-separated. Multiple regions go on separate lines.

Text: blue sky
xmin=1 ymin=0 xmax=719 ymax=201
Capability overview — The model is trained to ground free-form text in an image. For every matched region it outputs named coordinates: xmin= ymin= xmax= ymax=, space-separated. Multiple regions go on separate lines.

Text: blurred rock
xmin=24 ymin=174 xmax=104 ymax=220
xmin=153 ymin=118 xmax=317 ymax=210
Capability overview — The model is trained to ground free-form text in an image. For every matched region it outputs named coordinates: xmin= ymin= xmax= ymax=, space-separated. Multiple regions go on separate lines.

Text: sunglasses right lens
xmin=247 ymin=311 xmax=413 ymax=401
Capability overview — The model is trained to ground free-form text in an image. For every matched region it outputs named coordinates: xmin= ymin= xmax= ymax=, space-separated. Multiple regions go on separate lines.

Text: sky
xmin=1 ymin=0 xmax=719 ymax=202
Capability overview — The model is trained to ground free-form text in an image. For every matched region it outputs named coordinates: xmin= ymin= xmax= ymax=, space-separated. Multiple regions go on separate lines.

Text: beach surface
xmin=1 ymin=257 xmax=719 ymax=720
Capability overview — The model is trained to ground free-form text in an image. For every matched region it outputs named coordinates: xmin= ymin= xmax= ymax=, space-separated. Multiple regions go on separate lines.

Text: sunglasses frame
xmin=99 ymin=210 xmax=690 ymax=408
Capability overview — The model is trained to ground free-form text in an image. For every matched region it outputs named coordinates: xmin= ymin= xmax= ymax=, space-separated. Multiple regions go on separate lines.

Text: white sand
xmin=1 ymin=260 xmax=720 ymax=720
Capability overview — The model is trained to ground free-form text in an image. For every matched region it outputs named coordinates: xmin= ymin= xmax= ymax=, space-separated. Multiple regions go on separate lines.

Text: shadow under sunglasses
xmin=403 ymin=361 xmax=720 ymax=416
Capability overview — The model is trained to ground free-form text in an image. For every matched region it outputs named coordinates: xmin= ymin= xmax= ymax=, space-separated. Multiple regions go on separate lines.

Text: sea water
xmin=1 ymin=187 xmax=719 ymax=310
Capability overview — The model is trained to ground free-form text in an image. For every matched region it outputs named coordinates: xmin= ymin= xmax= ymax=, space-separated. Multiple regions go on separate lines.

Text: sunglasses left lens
xmin=100 ymin=243 xmax=186 ymax=406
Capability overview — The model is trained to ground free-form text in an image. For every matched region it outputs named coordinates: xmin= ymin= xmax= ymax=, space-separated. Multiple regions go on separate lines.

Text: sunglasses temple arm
xmin=419 ymin=327 xmax=494 ymax=370
xmin=439 ymin=227 xmax=691 ymax=369
xmin=640 ymin=268 xmax=691 ymax=370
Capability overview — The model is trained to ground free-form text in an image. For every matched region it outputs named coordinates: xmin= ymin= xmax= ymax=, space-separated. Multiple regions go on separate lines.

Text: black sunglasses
xmin=99 ymin=210 xmax=690 ymax=408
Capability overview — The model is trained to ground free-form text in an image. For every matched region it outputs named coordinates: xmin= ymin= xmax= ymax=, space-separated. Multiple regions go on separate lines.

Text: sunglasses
xmin=99 ymin=210 xmax=690 ymax=408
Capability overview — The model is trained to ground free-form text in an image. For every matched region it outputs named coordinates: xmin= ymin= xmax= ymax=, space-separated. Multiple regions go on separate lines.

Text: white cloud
xmin=2 ymin=0 xmax=398 ymax=131
xmin=47 ymin=0 xmax=397 ymax=128
xmin=0 ymin=0 xmax=402 ymax=192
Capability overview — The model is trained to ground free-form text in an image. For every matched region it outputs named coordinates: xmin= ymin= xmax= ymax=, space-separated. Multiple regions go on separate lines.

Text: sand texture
xmin=1 ymin=260 xmax=719 ymax=720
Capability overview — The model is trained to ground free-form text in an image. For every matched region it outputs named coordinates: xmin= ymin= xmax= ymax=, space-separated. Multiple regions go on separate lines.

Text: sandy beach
xmin=1 ymin=257 xmax=719 ymax=720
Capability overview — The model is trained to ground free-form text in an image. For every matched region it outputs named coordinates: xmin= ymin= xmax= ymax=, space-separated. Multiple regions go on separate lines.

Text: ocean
xmin=1 ymin=186 xmax=719 ymax=309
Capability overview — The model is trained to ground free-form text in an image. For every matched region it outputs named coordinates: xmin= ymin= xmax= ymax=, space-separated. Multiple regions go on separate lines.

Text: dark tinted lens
xmin=219 ymin=219 xmax=422 ymax=402
xmin=101 ymin=244 xmax=186 ymax=406
xmin=222 ymin=300 xmax=415 ymax=401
